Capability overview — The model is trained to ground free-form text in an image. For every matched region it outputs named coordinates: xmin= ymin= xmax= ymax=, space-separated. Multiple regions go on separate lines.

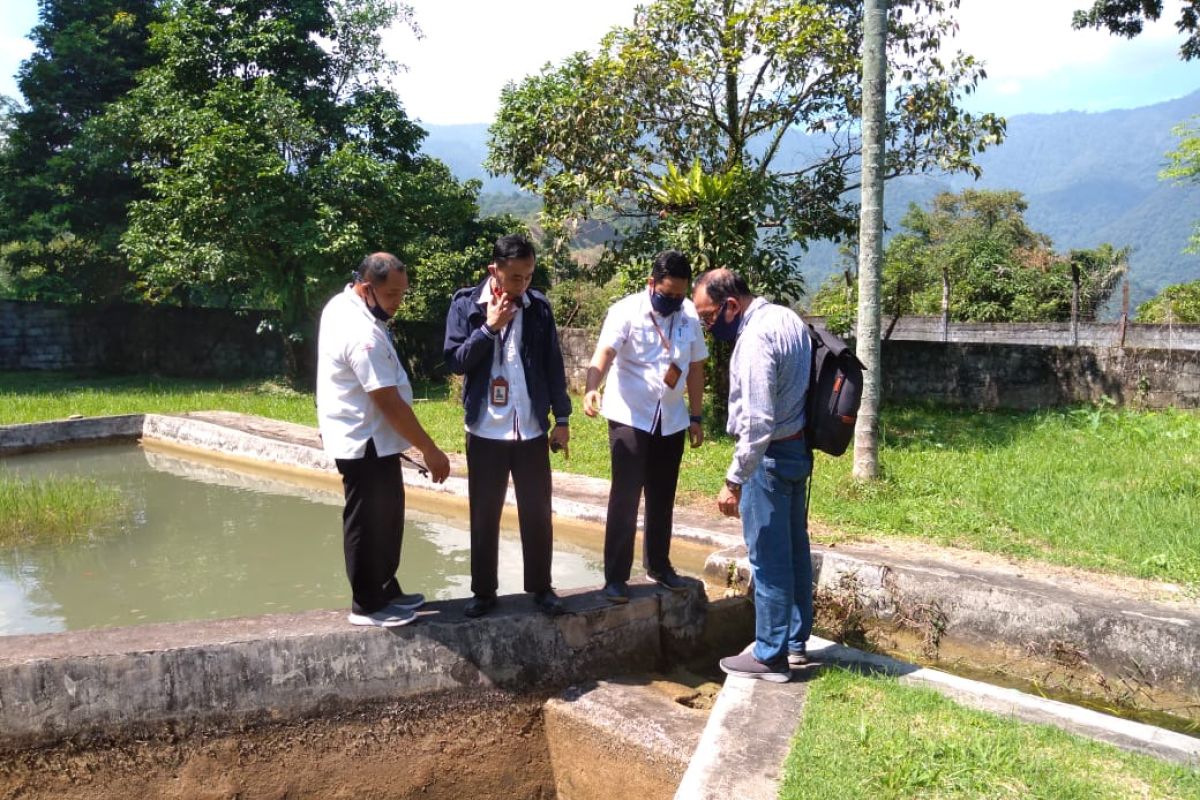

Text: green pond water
xmin=0 ymin=445 xmax=607 ymax=635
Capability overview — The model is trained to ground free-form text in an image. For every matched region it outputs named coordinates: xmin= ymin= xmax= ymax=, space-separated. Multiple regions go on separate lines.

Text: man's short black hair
xmin=694 ymin=268 xmax=750 ymax=305
xmin=651 ymin=250 xmax=692 ymax=283
xmin=493 ymin=233 xmax=536 ymax=264
xmin=357 ymin=252 xmax=406 ymax=285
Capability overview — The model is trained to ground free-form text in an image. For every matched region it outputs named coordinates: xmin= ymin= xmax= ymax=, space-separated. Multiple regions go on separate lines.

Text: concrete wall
xmin=559 ymin=328 xmax=596 ymax=394
xmin=0 ymin=299 xmax=285 ymax=377
xmin=882 ymin=340 xmax=1200 ymax=409
xmin=557 ymin=324 xmax=1200 ymax=408
xmin=873 ymin=316 xmax=1200 ymax=350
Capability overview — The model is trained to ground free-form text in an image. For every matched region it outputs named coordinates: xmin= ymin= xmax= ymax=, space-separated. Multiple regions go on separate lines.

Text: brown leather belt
xmin=774 ymin=430 xmax=804 ymax=442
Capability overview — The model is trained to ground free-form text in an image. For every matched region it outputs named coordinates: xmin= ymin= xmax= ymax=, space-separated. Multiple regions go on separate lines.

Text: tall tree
xmin=1072 ymin=1 xmax=1200 ymax=60
xmin=0 ymin=0 xmax=161 ymax=302
xmin=487 ymin=0 xmax=1004 ymax=302
xmin=1135 ymin=279 xmax=1200 ymax=322
xmin=854 ymin=0 xmax=887 ymax=482
xmin=811 ymin=189 xmax=1128 ymax=325
xmin=101 ymin=0 xmax=492 ymax=372
xmin=1162 ymin=117 xmax=1200 ymax=251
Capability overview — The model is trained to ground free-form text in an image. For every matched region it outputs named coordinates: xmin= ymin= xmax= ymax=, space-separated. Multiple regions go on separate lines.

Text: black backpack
xmin=803 ymin=323 xmax=866 ymax=457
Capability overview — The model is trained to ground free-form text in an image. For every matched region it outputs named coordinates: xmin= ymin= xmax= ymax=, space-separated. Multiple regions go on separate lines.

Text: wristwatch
xmin=724 ymin=479 xmax=742 ymax=493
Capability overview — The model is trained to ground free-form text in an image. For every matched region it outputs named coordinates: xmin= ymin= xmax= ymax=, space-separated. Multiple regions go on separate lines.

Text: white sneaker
xmin=347 ymin=607 xmax=417 ymax=627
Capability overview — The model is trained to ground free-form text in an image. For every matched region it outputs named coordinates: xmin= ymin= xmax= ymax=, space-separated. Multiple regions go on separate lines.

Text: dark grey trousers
xmin=335 ymin=438 xmax=406 ymax=615
xmin=465 ymin=433 xmax=554 ymax=597
xmin=603 ymin=419 xmax=686 ymax=584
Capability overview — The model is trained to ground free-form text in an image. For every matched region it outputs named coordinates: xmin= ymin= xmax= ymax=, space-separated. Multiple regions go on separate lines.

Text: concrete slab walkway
xmin=675 ymin=635 xmax=1200 ymax=800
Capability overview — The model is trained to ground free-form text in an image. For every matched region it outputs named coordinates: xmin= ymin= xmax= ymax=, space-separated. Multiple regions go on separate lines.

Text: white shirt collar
xmin=343 ymin=283 xmax=385 ymax=327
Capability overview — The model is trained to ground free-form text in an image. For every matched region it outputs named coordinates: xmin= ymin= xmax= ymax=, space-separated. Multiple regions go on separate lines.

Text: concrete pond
xmin=0 ymin=412 xmax=1197 ymax=798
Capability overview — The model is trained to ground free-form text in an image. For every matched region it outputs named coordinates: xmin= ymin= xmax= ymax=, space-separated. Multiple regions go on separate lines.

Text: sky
xmin=0 ymin=0 xmax=1197 ymax=125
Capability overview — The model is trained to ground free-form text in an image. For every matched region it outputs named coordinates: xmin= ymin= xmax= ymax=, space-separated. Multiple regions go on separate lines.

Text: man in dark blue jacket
xmin=443 ymin=234 xmax=572 ymax=617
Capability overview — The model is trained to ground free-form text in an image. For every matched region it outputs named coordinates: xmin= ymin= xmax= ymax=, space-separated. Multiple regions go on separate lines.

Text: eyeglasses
xmin=697 ymin=298 xmax=728 ymax=329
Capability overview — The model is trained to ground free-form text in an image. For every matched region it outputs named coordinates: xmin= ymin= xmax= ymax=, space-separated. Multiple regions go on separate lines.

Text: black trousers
xmin=335 ymin=439 xmax=406 ymax=615
xmin=465 ymin=433 xmax=554 ymax=597
xmin=604 ymin=419 xmax=686 ymax=584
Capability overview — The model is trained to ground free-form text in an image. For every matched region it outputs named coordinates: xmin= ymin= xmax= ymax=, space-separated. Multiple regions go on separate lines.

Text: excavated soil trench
xmin=1 ymin=691 xmax=559 ymax=800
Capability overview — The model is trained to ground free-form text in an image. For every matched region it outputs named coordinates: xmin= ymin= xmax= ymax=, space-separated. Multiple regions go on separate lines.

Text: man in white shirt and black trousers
xmin=443 ymin=234 xmax=572 ymax=618
xmin=316 ymin=253 xmax=451 ymax=628
xmin=584 ymin=250 xmax=708 ymax=604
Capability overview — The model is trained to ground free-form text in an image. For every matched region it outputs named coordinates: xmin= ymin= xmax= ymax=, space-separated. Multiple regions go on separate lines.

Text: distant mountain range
xmin=420 ymin=90 xmax=1200 ymax=307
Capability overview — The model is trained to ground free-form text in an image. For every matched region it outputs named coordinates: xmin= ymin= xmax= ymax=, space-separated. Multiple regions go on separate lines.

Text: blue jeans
xmin=739 ymin=438 xmax=813 ymax=665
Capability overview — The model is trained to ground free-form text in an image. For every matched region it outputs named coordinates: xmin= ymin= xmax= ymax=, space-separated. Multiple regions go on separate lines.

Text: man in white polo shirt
xmin=583 ymin=250 xmax=708 ymax=604
xmin=316 ymin=252 xmax=451 ymax=627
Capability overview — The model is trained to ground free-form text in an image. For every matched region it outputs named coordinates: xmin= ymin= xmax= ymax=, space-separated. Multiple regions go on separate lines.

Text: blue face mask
xmin=706 ymin=299 xmax=741 ymax=342
xmin=649 ymin=288 xmax=684 ymax=317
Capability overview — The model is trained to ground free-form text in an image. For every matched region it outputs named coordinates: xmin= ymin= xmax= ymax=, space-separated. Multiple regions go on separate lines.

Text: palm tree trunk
xmin=853 ymin=0 xmax=887 ymax=481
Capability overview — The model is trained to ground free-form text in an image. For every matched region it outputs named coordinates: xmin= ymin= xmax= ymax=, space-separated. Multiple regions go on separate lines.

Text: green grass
xmin=0 ymin=372 xmax=321 ymax=426
xmin=781 ymin=668 xmax=1200 ymax=800
xmin=2 ymin=371 xmax=1197 ymax=587
xmin=0 ymin=472 xmax=128 ymax=546
xmin=809 ymin=403 xmax=1200 ymax=586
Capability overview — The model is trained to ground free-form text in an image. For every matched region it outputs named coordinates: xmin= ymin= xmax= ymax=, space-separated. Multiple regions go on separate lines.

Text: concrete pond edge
xmin=2 ymin=413 xmax=1199 ymax=790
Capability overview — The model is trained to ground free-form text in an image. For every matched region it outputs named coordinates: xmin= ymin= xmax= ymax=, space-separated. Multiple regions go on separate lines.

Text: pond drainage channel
xmin=0 ymin=589 xmax=734 ymax=800
xmin=1 ymin=412 xmax=1198 ymax=795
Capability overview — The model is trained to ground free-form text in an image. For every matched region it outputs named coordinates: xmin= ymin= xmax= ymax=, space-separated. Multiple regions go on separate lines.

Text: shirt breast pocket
xmin=631 ymin=328 xmax=664 ymax=361
xmin=671 ymin=326 xmax=696 ymax=364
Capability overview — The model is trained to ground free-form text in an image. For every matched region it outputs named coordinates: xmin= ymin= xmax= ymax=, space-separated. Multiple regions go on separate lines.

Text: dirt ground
xmin=0 ymin=690 xmax=556 ymax=800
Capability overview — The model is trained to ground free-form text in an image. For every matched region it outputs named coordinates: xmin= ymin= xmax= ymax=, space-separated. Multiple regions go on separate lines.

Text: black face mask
xmin=706 ymin=299 xmax=741 ymax=342
xmin=366 ymin=284 xmax=392 ymax=322
xmin=649 ymin=288 xmax=684 ymax=316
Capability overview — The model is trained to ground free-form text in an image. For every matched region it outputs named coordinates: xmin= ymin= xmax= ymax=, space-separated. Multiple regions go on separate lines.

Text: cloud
xmin=951 ymin=0 xmax=1190 ymax=81
xmin=386 ymin=0 xmax=641 ymax=125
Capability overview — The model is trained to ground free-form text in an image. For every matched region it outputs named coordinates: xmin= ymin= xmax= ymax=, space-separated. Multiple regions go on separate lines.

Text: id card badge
xmin=490 ymin=376 xmax=510 ymax=407
xmin=663 ymin=362 xmax=682 ymax=389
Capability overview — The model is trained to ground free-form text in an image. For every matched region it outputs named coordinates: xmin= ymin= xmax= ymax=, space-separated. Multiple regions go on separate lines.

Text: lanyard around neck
xmin=647 ymin=310 xmax=675 ymax=351
xmin=493 ymin=312 xmax=517 ymax=368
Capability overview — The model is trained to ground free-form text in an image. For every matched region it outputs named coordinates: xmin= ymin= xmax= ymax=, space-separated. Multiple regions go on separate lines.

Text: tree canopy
xmin=1162 ymin=116 xmax=1200 ymax=251
xmin=1135 ymin=279 xmax=1200 ymax=323
xmin=1072 ymin=1 xmax=1200 ymax=61
xmin=0 ymin=0 xmax=161 ymax=302
xmin=487 ymin=0 xmax=1004 ymax=303
xmin=77 ymin=0 xmax=503 ymax=366
xmin=0 ymin=0 xmax=509 ymax=357
xmin=810 ymin=189 xmax=1128 ymax=328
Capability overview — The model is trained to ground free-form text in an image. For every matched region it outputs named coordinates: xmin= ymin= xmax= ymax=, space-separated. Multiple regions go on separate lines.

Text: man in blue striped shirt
xmin=693 ymin=268 xmax=813 ymax=683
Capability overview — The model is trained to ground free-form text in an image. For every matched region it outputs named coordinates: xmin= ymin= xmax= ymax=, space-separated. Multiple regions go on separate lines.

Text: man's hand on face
xmin=422 ymin=446 xmax=451 ymax=484
xmin=486 ymin=288 xmax=519 ymax=331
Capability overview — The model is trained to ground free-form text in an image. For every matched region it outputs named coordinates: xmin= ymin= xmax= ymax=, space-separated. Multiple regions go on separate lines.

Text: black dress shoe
xmin=532 ymin=589 xmax=565 ymax=616
xmin=464 ymin=594 xmax=496 ymax=618
xmin=647 ymin=569 xmax=689 ymax=593
xmin=602 ymin=582 xmax=630 ymax=604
